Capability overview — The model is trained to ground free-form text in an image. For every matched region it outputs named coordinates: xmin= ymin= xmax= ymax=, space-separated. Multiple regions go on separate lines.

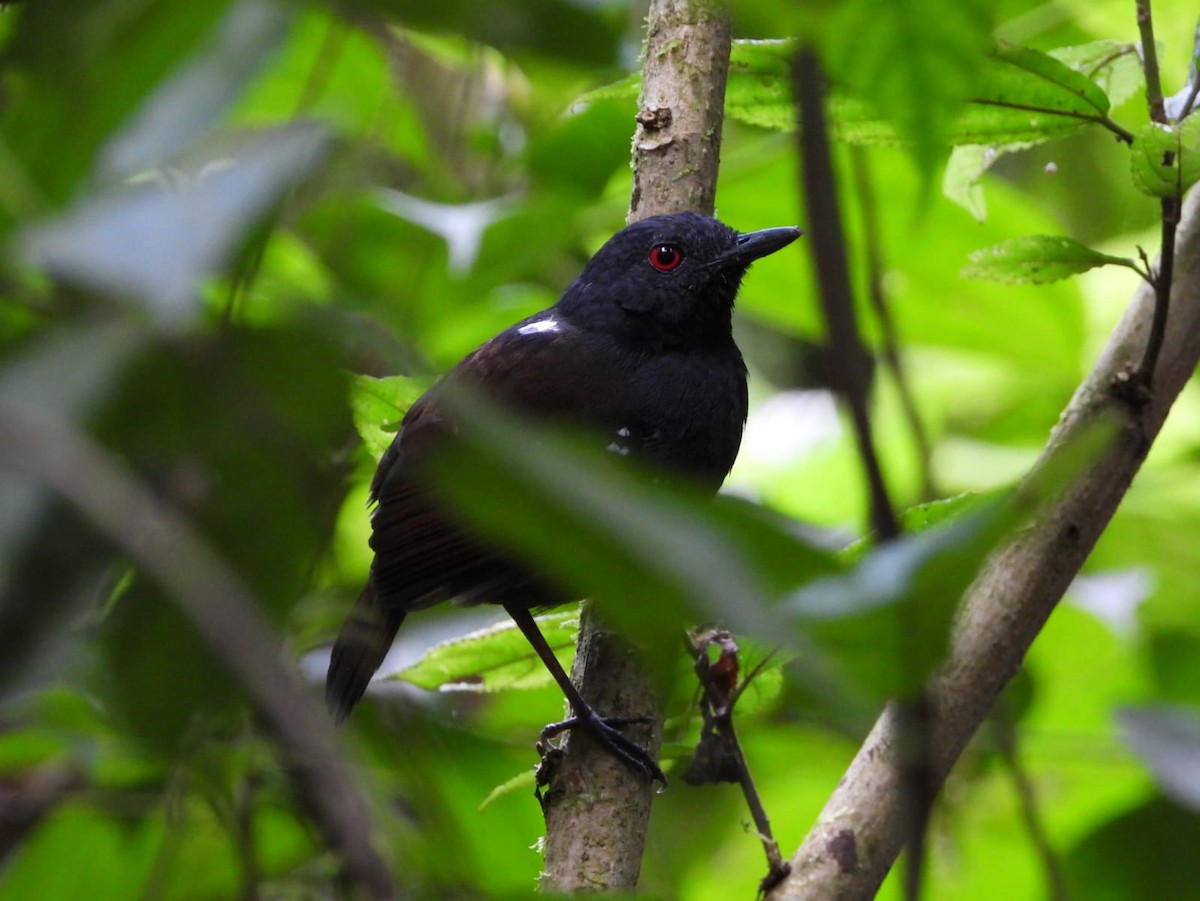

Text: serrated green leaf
xmin=391 ymin=611 xmax=577 ymax=693
xmin=350 ymin=374 xmax=424 ymax=459
xmin=962 ymin=235 xmax=1134 ymax=284
xmin=1049 ymin=41 xmax=1143 ymax=109
xmin=1130 ymin=118 xmax=1200 ymax=198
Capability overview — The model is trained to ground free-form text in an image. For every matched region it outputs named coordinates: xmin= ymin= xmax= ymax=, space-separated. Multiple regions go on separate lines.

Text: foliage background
xmin=1 ymin=0 xmax=1199 ymax=898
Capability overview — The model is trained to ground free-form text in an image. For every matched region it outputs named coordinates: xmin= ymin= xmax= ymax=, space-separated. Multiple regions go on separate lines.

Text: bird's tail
xmin=326 ymin=577 xmax=406 ymax=724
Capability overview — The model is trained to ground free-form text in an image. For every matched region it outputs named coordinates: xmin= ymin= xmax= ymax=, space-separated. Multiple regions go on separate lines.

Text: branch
xmin=0 ymin=402 xmax=396 ymax=901
xmin=538 ymin=0 xmax=732 ymax=891
xmin=767 ymin=184 xmax=1200 ymax=899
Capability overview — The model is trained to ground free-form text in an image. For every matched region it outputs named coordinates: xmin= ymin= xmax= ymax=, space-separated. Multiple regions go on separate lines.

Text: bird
xmin=326 ymin=211 xmax=800 ymax=784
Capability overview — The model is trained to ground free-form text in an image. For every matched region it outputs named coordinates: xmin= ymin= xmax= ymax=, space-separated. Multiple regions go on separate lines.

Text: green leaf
xmin=1049 ymin=41 xmax=1143 ymax=109
xmin=351 ymin=375 xmax=425 ymax=459
xmin=962 ymin=235 xmax=1135 ymax=284
xmin=1066 ymin=797 xmax=1200 ymax=900
xmin=391 ymin=610 xmax=577 ymax=693
xmin=721 ymin=39 xmax=1115 ymax=152
xmin=954 ymin=42 xmax=1112 ymax=145
xmin=478 ymin=768 xmax=536 ymax=811
xmin=824 ymin=0 xmax=994 ymax=183
xmin=724 ymin=39 xmax=795 ymax=132
xmin=1130 ymin=118 xmax=1200 ymax=198
xmin=942 ymin=144 xmax=996 ymax=221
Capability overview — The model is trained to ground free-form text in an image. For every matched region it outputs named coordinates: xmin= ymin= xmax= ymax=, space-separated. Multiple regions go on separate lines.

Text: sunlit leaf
xmin=962 ymin=235 xmax=1135 ymax=284
xmin=392 ymin=610 xmax=577 ymax=693
xmin=351 ymin=374 xmax=425 ymax=459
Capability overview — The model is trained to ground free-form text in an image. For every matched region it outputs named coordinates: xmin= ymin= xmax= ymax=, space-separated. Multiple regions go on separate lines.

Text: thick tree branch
xmin=768 ymin=186 xmax=1200 ymax=899
xmin=538 ymin=0 xmax=732 ymax=891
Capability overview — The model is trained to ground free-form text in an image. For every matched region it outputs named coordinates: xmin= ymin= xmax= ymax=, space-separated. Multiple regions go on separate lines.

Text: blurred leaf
xmin=1118 ymin=705 xmax=1200 ymax=810
xmin=0 ymin=803 xmax=159 ymax=899
xmin=392 ymin=610 xmax=577 ymax=693
xmin=430 ymin=393 xmax=839 ymax=641
xmin=478 ymin=768 xmax=536 ymax=811
xmin=98 ymin=0 xmax=292 ymax=180
xmin=343 ymin=0 xmax=623 ymax=66
xmin=962 ymin=235 xmax=1135 ymax=284
xmin=351 ymin=374 xmax=424 ymax=459
xmin=942 ymin=144 xmax=995 ymax=220
xmin=0 ymin=325 xmax=145 ymax=699
xmin=1130 ymin=117 xmax=1200 ymax=198
xmin=1066 ymin=796 xmax=1200 ymax=901
xmin=94 ymin=325 xmax=352 ymax=752
xmin=720 ymin=39 xmax=1115 ymax=152
xmin=0 ymin=0 xmax=236 ymax=216
xmin=17 ymin=124 xmax=329 ymax=324
xmin=824 ymin=0 xmax=993 ymax=181
xmin=785 ymin=496 xmax=1006 ymax=696
xmin=526 ymin=97 xmax=632 ymax=198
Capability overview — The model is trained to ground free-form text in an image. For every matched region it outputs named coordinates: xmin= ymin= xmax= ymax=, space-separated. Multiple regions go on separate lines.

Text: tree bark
xmin=538 ymin=0 xmax=732 ymax=891
xmin=768 ymin=186 xmax=1200 ymax=899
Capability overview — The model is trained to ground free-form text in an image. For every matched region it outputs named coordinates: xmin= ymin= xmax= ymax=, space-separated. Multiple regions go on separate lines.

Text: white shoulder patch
xmin=517 ymin=318 xmax=561 ymax=336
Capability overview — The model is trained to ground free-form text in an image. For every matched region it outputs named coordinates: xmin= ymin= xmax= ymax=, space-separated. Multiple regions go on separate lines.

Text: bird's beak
xmin=712 ymin=226 xmax=802 ymax=269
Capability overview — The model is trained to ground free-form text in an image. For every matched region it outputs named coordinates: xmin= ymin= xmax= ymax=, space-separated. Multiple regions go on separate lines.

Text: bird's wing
xmin=366 ymin=315 xmax=629 ymax=610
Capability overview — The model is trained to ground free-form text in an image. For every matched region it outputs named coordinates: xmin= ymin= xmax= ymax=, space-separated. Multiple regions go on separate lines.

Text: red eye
xmin=649 ymin=244 xmax=683 ymax=271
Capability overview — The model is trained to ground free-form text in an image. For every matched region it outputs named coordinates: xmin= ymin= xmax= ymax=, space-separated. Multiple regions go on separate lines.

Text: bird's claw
xmin=539 ymin=711 xmax=667 ymax=787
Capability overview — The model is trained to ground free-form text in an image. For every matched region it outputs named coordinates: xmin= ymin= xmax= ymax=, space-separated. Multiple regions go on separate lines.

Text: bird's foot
xmin=539 ymin=710 xmax=667 ymax=787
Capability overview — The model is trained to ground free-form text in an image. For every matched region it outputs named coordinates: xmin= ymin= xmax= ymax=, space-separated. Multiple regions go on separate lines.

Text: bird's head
xmin=557 ymin=212 xmax=800 ymax=348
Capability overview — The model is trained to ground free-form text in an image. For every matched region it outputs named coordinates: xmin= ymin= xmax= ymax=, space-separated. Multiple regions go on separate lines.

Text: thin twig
xmin=1130 ymin=0 xmax=1181 ymax=394
xmin=686 ymin=630 xmax=790 ymax=895
xmin=794 ymin=45 xmax=942 ymax=901
xmin=792 ymin=46 xmax=899 ymax=543
xmin=1137 ymin=0 xmax=1167 ymax=124
xmin=991 ymin=704 xmax=1069 ymax=901
xmin=850 ymin=147 xmax=937 ymax=501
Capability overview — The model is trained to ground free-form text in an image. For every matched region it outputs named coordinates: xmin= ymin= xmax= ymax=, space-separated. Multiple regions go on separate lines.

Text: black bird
xmin=327 ymin=212 xmax=800 ymax=783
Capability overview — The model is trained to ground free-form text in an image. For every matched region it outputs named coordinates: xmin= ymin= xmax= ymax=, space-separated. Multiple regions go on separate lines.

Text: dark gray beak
xmin=712 ymin=226 xmax=802 ymax=269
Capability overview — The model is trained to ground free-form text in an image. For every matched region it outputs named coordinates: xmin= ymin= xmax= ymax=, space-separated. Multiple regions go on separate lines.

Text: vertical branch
xmin=851 ymin=148 xmax=937 ymax=501
xmin=792 ymin=47 xmax=898 ymax=542
xmin=1132 ymin=0 xmax=1181 ymax=391
xmin=539 ymin=0 xmax=732 ymax=891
